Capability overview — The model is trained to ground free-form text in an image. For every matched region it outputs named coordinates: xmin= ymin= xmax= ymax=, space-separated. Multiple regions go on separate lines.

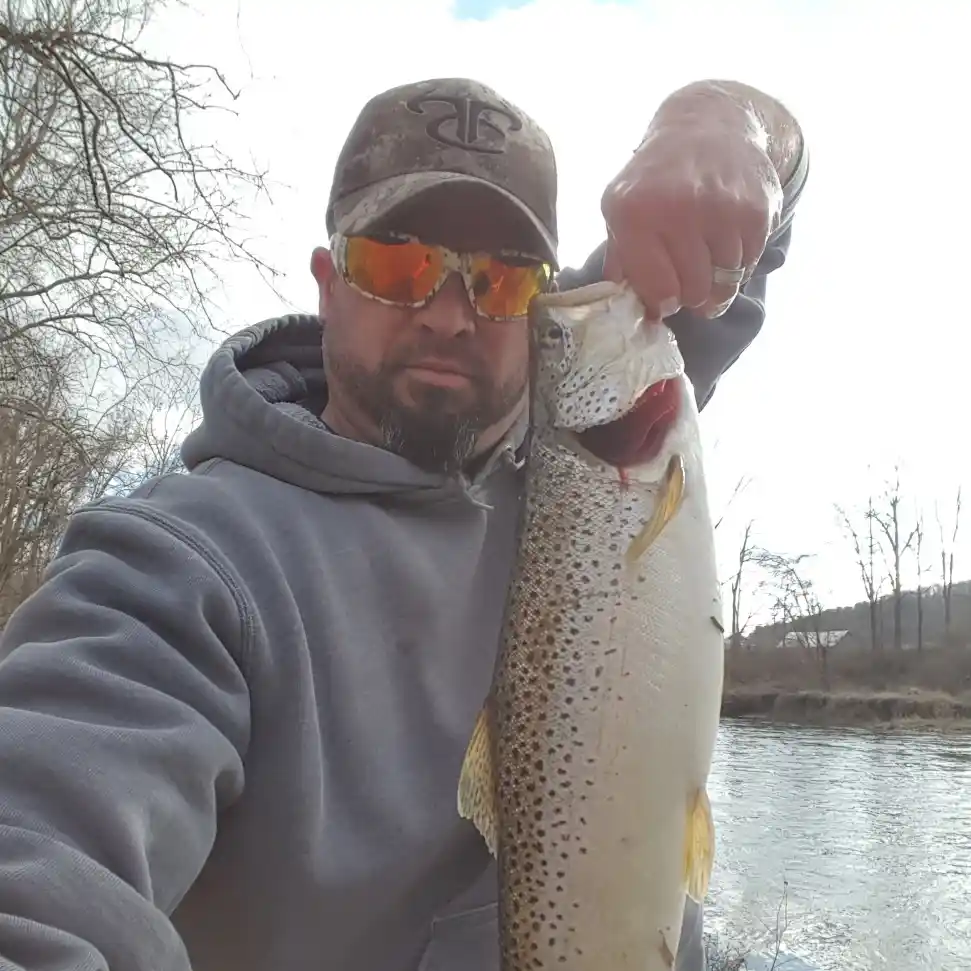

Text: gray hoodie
xmin=0 ymin=229 xmax=792 ymax=971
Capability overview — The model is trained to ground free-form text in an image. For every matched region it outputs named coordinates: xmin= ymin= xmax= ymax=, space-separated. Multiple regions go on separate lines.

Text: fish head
xmin=530 ymin=281 xmax=701 ymax=484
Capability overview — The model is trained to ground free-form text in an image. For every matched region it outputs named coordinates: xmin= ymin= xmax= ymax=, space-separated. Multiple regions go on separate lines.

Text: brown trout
xmin=458 ymin=281 xmax=724 ymax=971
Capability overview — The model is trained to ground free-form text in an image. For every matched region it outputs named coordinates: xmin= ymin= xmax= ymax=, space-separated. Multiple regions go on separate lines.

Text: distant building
xmin=776 ymin=630 xmax=854 ymax=650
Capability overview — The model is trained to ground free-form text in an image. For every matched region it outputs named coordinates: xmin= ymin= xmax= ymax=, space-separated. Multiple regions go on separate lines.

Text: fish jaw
xmin=530 ymin=282 xmax=686 ymax=436
xmin=530 ymin=283 xmax=703 ymax=488
xmin=553 ymin=373 xmax=707 ymax=493
xmin=575 ymin=374 xmax=683 ymax=470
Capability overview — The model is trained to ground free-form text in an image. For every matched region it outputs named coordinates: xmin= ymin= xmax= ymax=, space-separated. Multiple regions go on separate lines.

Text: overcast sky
xmin=151 ymin=0 xmax=970 ymax=624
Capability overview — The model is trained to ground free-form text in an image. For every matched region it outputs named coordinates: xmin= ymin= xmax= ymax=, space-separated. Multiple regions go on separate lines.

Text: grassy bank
xmin=722 ymin=645 xmax=971 ymax=728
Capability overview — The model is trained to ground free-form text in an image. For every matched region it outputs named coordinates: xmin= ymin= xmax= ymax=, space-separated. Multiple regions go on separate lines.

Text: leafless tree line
xmin=0 ymin=0 xmax=278 ymax=625
xmin=1 ymin=0 xmax=277 ymax=380
xmin=0 ymin=347 xmax=195 ymax=619
xmin=722 ymin=522 xmax=834 ymax=683
xmin=835 ymin=467 xmax=962 ymax=653
xmin=721 ymin=466 xmax=963 ymax=667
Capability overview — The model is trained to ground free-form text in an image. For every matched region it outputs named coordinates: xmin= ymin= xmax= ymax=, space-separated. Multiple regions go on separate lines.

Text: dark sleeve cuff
xmin=775 ymin=132 xmax=810 ymax=242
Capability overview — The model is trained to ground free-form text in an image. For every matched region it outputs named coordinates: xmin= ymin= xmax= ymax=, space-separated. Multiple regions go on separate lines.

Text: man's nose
xmin=413 ymin=272 xmax=476 ymax=337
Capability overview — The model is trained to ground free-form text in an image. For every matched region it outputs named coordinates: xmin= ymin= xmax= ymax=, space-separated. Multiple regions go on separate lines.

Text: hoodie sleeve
xmin=554 ymin=222 xmax=795 ymax=413
xmin=0 ymin=499 xmax=252 ymax=971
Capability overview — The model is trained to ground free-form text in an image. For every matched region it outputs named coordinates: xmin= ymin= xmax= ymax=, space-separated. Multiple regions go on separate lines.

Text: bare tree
xmin=94 ymin=368 xmax=198 ymax=495
xmin=0 ymin=346 xmax=125 ymax=622
xmin=728 ymin=519 xmax=756 ymax=650
xmin=757 ymin=550 xmax=830 ymax=688
xmin=935 ymin=486 xmax=962 ymax=638
xmin=914 ymin=511 xmax=926 ymax=652
xmin=836 ymin=497 xmax=883 ymax=652
xmin=871 ymin=468 xmax=917 ymax=651
xmin=0 ymin=337 xmax=194 ymax=625
xmin=0 ymin=0 xmax=280 ymax=623
xmin=0 ymin=0 xmax=278 ymax=390
xmin=713 ymin=474 xmax=751 ymax=532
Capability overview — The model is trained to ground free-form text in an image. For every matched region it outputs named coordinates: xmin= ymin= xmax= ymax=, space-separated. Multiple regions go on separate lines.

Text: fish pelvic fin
xmin=457 ymin=698 xmax=499 ymax=858
xmin=683 ymin=787 xmax=716 ymax=903
xmin=625 ymin=453 xmax=686 ymax=565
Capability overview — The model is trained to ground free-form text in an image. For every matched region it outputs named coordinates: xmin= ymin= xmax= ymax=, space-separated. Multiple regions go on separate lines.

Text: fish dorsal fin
xmin=683 ymin=787 xmax=715 ymax=902
xmin=457 ymin=700 xmax=499 ymax=858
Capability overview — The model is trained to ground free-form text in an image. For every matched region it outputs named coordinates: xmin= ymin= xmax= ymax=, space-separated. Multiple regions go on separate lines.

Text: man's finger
xmin=734 ymin=202 xmax=772 ymax=271
xmin=700 ymin=232 xmax=745 ymax=319
xmin=660 ymin=227 xmax=712 ymax=310
xmin=619 ymin=232 xmax=683 ymax=319
xmin=740 ymin=226 xmax=771 ymax=274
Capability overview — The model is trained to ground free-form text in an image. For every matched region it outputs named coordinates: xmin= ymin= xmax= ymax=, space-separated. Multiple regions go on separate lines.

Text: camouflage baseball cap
xmin=326 ymin=78 xmax=559 ymax=266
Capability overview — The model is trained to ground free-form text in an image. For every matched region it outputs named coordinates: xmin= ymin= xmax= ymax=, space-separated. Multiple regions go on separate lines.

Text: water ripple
xmin=705 ymin=720 xmax=971 ymax=971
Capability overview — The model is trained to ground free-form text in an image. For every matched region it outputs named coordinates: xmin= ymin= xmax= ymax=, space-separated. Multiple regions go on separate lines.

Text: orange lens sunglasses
xmin=331 ymin=232 xmax=552 ymax=321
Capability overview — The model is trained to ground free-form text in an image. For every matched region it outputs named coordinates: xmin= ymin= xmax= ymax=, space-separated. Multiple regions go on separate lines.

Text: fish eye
xmin=545 ymin=323 xmax=563 ymax=340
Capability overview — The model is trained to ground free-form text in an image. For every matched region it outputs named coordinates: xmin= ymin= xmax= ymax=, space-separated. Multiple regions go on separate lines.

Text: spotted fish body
xmin=458 ymin=282 xmax=725 ymax=971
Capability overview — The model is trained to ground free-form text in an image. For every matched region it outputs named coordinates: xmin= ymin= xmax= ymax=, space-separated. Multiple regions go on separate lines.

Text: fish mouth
xmin=575 ymin=376 xmax=683 ymax=468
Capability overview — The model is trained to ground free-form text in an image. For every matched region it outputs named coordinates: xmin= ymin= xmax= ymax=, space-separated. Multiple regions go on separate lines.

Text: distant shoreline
xmin=721 ymin=644 xmax=971 ymax=728
xmin=722 ymin=688 xmax=971 ymax=728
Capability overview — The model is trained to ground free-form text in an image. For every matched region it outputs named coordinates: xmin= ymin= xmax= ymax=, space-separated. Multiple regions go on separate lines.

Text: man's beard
xmin=329 ymin=344 xmax=526 ymax=475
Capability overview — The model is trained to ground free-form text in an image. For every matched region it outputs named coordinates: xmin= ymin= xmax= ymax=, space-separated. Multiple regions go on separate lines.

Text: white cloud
xmin=147 ymin=0 xmax=971 ymax=617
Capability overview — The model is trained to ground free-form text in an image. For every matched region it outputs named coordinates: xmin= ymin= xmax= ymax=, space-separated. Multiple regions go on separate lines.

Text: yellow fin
xmin=683 ymin=787 xmax=715 ymax=902
xmin=457 ymin=699 xmax=498 ymax=858
xmin=625 ymin=453 xmax=686 ymax=565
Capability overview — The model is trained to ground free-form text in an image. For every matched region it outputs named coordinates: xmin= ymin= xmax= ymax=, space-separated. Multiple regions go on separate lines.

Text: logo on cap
xmin=405 ymin=95 xmax=522 ymax=154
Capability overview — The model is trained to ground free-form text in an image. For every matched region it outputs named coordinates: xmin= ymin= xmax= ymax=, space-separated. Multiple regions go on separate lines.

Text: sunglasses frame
xmin=330 ymin=231 xmax=553 ymax=322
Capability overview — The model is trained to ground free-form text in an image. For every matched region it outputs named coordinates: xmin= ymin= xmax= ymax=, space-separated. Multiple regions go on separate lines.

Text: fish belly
xmin=494 ymin=441 xmax=724 ymax=971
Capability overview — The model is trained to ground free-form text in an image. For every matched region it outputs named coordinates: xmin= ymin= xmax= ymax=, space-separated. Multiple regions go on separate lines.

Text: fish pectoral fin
xmin=625 ymin=453 xmax=686 ymax=565
xmin=457 ymin=699 xmax=499 ymax=858
xmin=683 ymin=787 xmax=715 ymax=903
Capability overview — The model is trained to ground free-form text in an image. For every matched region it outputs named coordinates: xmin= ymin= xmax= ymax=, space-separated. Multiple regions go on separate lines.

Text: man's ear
xmin=310 ymin=246 xmax=336 ymax=314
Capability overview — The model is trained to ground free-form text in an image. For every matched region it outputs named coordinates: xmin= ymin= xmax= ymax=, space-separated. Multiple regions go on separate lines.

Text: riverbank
xmin=722 ymin=645 xmax=971 ymax=727
xmin=722 ymin=687 xmax=971 ymax=728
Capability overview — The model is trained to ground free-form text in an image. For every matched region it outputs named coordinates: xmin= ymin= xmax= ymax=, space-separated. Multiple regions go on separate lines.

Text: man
xmin=0 ymin=77 xmax=807 ymax=971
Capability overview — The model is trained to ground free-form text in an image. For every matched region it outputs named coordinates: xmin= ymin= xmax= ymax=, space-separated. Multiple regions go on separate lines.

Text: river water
xmin=704 ymin=719 xmax=971 ymax=971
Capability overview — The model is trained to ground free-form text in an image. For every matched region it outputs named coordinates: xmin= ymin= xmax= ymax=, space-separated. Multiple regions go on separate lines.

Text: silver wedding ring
xmin=712 ymin=265 xmax=747 ymax=287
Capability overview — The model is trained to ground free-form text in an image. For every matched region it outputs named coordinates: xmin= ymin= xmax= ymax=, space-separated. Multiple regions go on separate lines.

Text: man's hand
xmin=601 ymin=84 xmax=792 ymax=321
